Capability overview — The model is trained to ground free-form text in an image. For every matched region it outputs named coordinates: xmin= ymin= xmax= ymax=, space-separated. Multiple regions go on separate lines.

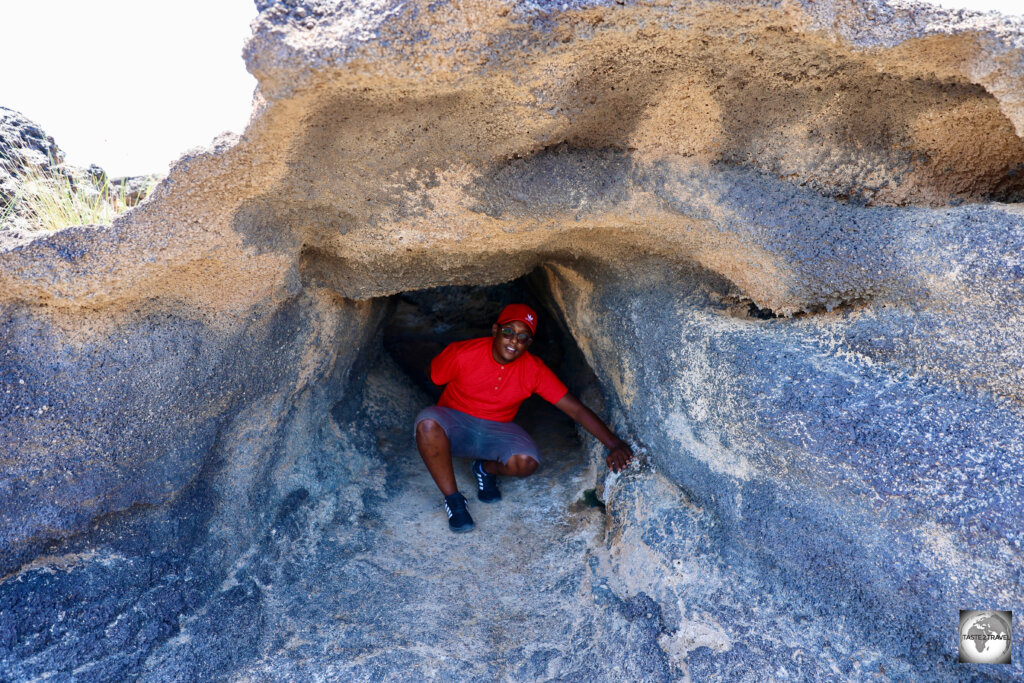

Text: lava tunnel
xmin=3 ymin=0 xmax=1024 ymax=679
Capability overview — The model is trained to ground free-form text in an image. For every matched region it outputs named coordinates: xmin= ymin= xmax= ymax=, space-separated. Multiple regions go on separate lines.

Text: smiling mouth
xmin=505 ymin=345 xmax=517 ymax=354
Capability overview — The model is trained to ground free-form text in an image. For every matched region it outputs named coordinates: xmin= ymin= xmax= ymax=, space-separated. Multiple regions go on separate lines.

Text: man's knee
xmin=416 ymin=419 xmax=446 ymax=443
xmin=506 ymin=454 xmax=539 ymax=477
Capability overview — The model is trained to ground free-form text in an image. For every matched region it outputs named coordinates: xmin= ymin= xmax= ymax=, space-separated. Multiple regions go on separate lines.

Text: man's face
xmin=491 ymin=320 xmax=533 ymax=364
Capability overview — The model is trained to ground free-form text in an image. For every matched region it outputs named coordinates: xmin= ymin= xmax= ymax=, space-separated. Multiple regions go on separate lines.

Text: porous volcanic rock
xmin=1 ymin=0 xmax=1023 ymax=679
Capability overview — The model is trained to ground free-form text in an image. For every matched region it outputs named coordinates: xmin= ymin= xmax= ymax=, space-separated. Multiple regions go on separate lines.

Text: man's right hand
xmin=606 ymin=442 xmax=633 ymax=473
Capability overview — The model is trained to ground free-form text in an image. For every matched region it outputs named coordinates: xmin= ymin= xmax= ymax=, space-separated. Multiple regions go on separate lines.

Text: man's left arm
xmin=554 ymin=393 xmax=634 ymax=473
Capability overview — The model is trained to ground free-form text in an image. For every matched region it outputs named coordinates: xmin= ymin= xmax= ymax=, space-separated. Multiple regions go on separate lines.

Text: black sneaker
xmin=443 ymin=492 xmax=475 ymax=533
xmin=472 ymin=459 xmax=502 ymax=503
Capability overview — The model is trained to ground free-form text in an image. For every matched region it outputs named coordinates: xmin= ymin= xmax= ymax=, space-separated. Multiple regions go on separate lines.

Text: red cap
xmin=497 ymin=303 xmax=538 ymax=335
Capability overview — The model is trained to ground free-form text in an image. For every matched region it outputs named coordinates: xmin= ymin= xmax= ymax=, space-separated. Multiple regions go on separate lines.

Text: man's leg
xmin=415 ymin=407 xmax=476 ymax=532
xmin=416 ymin=418 xmax=458 ymax=496
xmin=482 ymin=454 xmax=538 ymax=478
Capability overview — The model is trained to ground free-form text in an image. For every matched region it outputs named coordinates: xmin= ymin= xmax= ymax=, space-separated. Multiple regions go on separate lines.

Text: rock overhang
xmin=233 ymin=0 xmax=1024 ymax=312
xmin=6 ymin=0 xmax=1024 ymax=318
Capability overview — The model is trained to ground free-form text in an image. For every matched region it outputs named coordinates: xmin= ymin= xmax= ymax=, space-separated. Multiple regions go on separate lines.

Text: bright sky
xmin=0 ymin=0 xmax=1020 ymax=178
xmin=0 ymin=1 xmax=257 ymax=178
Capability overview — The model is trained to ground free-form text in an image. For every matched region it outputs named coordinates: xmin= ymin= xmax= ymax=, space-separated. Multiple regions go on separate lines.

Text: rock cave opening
xmin=165 ymin=270 xmax=673 ymax=680
xmin=379 ymin=271 xmax=601 ymax=422
xmin=368 ymin=268 xmax=614 ymax=507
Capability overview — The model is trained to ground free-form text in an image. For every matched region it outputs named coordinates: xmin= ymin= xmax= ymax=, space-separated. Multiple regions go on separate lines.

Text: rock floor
xmin=146 ymin=391 xmax=672 ymax=681
xmin=4 ymin=349 xmax=981 ymax=681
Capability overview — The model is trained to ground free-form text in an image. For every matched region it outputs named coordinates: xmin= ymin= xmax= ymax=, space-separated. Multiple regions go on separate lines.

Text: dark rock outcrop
xmin=0 ymin=106 xmax=63 ymax=179
xmin=1 ymin=107 xmax=158 ymax=246
xmin=1 ymin=107 xmax=68 ymax=238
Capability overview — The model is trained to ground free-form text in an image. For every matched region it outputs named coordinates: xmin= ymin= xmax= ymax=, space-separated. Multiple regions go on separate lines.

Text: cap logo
xmin=526 ymin=314 xmax=534 ymax=322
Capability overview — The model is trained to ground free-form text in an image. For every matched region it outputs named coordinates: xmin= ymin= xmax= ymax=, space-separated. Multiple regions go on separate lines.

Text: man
xmin=414 ymin=303 xmax=634 ymax=532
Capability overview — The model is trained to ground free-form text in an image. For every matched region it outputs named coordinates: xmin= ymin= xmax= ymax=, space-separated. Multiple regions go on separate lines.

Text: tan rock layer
xmin=3 ymin=1 xmax=1022 ymax=322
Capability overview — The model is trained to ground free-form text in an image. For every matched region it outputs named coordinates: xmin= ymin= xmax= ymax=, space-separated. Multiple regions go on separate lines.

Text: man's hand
xmin=606 ymin=442 xmax=633 ymax=473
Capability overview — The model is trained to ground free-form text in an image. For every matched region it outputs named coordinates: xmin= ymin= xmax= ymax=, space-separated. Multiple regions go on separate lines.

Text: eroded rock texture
xmin=1 ymin=0 xmax=1023 ymax=679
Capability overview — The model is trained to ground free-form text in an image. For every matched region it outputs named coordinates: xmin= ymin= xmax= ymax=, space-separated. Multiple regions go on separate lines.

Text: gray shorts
xmin=414 ymin=406 xmax=541 ymax=465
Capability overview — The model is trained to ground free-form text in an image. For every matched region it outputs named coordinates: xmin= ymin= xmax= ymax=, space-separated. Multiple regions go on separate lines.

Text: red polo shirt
xmin=430 ymin=337 xmax=569 ymax=422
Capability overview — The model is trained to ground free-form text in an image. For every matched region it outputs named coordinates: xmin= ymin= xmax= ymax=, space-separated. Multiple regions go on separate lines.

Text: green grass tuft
xmin=0 ymin=193 xmax=15 ymax=225
xmin=3 ymin=164 xmax=158 ymax=232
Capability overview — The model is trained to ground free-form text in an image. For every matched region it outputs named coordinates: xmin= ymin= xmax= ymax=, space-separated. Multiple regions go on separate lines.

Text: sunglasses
xmin=500 ymin=326 xmax=533 ymax=343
